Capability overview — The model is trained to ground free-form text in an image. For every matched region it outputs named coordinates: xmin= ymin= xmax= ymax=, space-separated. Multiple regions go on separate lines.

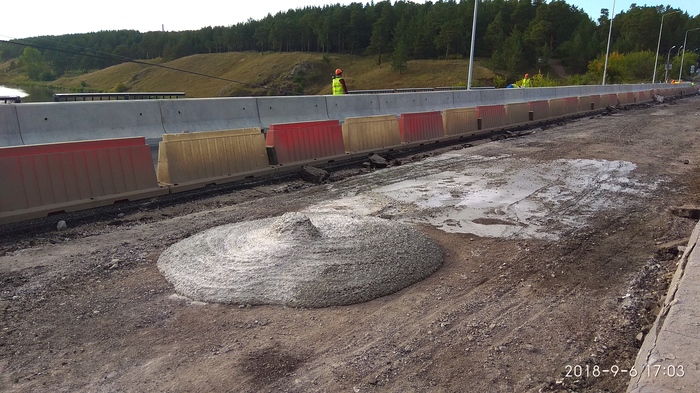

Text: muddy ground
xmin=2 ymin=95 xmax=700 ymax=392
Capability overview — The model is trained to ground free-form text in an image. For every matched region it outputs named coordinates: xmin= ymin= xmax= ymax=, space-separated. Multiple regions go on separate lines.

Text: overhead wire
xmin=0 ymin=35 xmax=301 ymax=96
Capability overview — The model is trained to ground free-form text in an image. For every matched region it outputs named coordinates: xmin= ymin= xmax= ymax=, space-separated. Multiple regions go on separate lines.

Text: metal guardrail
xmin=349 ymin=86 xmax=494 ymax=94
xmin=53 ymin=92 xmax=185 ymax=102
xmin=1 ymin=96 xmax=21 ymax=103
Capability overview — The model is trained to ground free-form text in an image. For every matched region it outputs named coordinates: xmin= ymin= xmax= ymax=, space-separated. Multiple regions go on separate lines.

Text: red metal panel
xmin=590 ymin=95 xmax=602 ymax=110
xmin=476 ymin=105 xmax=506 ymax=130
xmin=627 ymin=92 xmax=636 ymax=104
xmin=0 ymin=138 xmax=158 ymax=214
xmin=266 ymin=120 xmax=345 ymax=165
xmin=398 ymin=111 xmax=444 ymax=143
xmin=0 ymin=137 xmax=145 ymax=158
xmin=528 ymin=100 xmax=550 ymax=121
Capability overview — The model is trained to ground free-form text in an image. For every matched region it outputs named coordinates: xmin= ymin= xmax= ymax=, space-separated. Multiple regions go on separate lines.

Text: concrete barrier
xmin=528 ymin=100 xmax=550 ymax=121
xmin=256 ymin=96 xmax=329 ymax=129
xmin=160 ymin=97 xmax=262 ymax=134
xmin=477 ymin=105 xmax=507 ymax=131
xmin=420 ymin=91 xmax=455 ymax=111
xmin=590 ymin=95 xmax=602 ymax=110
xmin=503 ymin=88 xmax=526 ymax=104
xmin=452 ymin=90 xmax=481 ymax=108
xmin=266 ymin=120 xmax=346 ymax=165
xmin=378 ymin=92 xmax=424 ymax=115
xmin=157 ymin=128 xmax=270 ymax=188
xmin=398 ymin=112 xmax=444 ymax=143
xmin=0 ymin=137 xmax=165 ymax=224
xmin=326 ymin=94 xmax=382 ymax=120
xmin=0 ymin=105 xmax=22 ymax=147
xmin=443 ymin=107 xmax=479 ymax=137
xmin=479 ymin=89 xmax=506 ymax=105
xmin=505 ymin=102 xmax=530 ymax=125
xmin=15 ymin=101 xmax=165 ymax=146
xmin=341 ymin=115 xmax=401 ymax=153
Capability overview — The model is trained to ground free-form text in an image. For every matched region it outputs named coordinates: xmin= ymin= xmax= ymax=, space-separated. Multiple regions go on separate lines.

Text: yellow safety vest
xmin=521 ymin=78 xmax=532 ymax=87
xmin=332 ymin=77 xmax=345 ymax=95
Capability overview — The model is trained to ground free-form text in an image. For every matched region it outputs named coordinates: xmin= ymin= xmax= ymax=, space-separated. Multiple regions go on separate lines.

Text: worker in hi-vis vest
xmin=332 ymin=69 xmax=348 ymax=95
xmin=520 ymin=73 xmax=532 ymax=88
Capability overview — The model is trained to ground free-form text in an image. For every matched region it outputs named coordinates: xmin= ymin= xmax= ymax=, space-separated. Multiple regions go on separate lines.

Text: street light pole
xmin=467 ymin=0 xmax=478 ymax=90
xmin=602 ymin=0 xmax=616 ymax=85
xmin=679 ymin=28 xmax=700 ymax=81
xmin=653 ymin=10 xmax=680 ymax=84
xmin=665 ymin=45 xmax=676 ymax=83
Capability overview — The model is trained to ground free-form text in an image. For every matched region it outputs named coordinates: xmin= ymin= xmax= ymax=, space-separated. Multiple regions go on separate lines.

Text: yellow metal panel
xmin=157 ymin=128 xmax=269 ymax=185
xmin=443 ymin=107 xmax=478 ymax=136
xmin=341 ymin=115 xmax=401 ymax=153
xmin=548 ymin=98 xmax=567 ymax=118
xmin=505 ymin=103 xmax=530 ymax=125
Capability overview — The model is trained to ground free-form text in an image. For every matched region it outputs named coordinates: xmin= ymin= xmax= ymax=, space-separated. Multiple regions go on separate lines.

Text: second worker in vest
xmin=332 ymin=69 xmax=349 ymax=95
xmin=521 ymin=73 xmax=532 ymax=88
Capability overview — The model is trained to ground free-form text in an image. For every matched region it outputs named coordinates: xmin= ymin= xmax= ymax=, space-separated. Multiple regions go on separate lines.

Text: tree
xmin=20 ymin=47 xmax=53 ymax=81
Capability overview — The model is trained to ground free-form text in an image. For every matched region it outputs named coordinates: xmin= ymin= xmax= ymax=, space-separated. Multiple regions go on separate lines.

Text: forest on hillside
xmin=1 ymin=0 xmax=699 ymax=84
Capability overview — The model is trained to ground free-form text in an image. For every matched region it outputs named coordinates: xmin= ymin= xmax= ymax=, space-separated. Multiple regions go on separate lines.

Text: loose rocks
xmin=157 ymin=212 xmax=443 ymax=307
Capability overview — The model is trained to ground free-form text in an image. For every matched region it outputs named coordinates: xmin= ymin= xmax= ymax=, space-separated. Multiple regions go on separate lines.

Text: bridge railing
xmin=53 ymin=92 xmax=185 ymax=102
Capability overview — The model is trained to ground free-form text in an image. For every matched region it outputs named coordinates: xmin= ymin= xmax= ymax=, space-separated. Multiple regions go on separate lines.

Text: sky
xmin=1 ymin=0 xmax=699 ymax=41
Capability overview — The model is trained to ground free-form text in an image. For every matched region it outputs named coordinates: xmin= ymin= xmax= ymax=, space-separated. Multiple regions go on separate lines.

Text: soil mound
xmin=157 ymin=212 xmax=443 ymax=307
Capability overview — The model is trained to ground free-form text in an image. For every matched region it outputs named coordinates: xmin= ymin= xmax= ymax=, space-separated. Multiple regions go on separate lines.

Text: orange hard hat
xmin=335 ymin=69 xmax=343 ymax=75
xmin=525 ymin=73 xmax=529 ymax=77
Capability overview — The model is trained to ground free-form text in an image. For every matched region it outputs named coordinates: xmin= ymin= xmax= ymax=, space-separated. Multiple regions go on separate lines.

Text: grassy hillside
xmin=3 ymin=52 xmax=499 ymax=98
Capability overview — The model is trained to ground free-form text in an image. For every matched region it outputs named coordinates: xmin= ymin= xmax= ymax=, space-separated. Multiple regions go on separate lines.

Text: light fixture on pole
xmin=602 ymin=0 xmax=616 ymax=85
xmin=653 ymin=10 xmax=680 ymax=84
xmin=679 ymin=28 xmax=700 ymax=81
xmin=467 ymin=0 xmax=478 ymax=90
xmin=665 ymin=45 xmax=676 ymax=83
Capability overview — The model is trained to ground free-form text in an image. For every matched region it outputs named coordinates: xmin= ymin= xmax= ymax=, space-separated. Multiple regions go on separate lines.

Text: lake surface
xmin=0 ymin=84 xmax=57 ymax=102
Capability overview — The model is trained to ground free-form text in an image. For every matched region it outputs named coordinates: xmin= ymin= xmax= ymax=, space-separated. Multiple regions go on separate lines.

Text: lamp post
xmin=679 ymin=28 xmax=700 ymax=81
xmin=602 ymin=0 xmax=616 ymax=85
xmin=653 ymin=10 xmax=680 ymax=84
xmin=665 ymin=45 xmax=676 ymax=83
xmin=467 ymin=0 xmax=478 ymax=90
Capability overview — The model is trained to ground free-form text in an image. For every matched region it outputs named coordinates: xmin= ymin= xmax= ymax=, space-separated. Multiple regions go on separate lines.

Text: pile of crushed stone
xmin=157 ymin=212 xmax=443 ymax=307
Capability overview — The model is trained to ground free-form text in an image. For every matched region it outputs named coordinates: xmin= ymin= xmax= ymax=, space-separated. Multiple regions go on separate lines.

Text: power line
xmin=0 ymin=37 xmax=301 ymax=95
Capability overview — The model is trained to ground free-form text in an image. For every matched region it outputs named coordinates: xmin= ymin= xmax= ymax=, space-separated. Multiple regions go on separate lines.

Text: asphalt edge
xmin=627 ymin=219 xmax=700 ymax=392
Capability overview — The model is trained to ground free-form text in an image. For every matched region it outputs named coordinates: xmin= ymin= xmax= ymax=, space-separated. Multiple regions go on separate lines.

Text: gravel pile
xmin=157 ymin=212 xmax=444 ymax=307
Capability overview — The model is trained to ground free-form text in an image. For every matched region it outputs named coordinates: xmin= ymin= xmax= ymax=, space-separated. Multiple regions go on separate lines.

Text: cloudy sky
xmin=1 ymin=0 xmax=698 ymax=40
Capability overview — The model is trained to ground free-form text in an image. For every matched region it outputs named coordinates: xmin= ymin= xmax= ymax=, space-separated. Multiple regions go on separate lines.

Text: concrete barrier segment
xmin=266 ymin=120 xmax=345 ymax=165
xmin=378 ymin=92 xmax=424 ymax=116
xmin=452 ymin=90 xmax=481 ymax=108
xmin=577 ymin=95 xmax=594 ymax=112
xmin=398 ymin=112 xmax=444 ymax=143
xmin=326 ymin=94 xmax=382 ymax=121
xmin=341 ymin=115 xmax=401 ymax=153
xmin=0 ymin=137 xmax=160 ymax=215
xmin=15 ymin=101 xmax=165 ymax=146
xmin=503 ymin=88 xmax=525 ymax=104
xmin=0 ymin=105 xmax=22 ymax=147
xmin=505 ymin=102 xmax=530 ymax=125
xmin=442 ymin=107 xmax=478 ymax=137
xmin=256 ymin=96 xmax=329 ymax=130
xmin=478 ymin=89 xmax=505 ymax=106
xmin=156 ymin=128 xmax=269 ymax=185
xmin=160 ymin=97 xmax=262 ymax=134
xmin=420 ymin=91 xmax=456 ymax=111
xmin=476 ymin=105 xmax=507 ymax=131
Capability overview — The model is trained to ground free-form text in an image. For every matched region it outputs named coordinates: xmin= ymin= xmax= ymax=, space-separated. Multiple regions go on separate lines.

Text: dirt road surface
xmin=2 ymin=96 xmax=700 ymax=392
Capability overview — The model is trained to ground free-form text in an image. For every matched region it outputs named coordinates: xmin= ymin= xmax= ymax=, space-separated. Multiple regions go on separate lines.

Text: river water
xmin=0 ymin=84 xmax=56 ymax=102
